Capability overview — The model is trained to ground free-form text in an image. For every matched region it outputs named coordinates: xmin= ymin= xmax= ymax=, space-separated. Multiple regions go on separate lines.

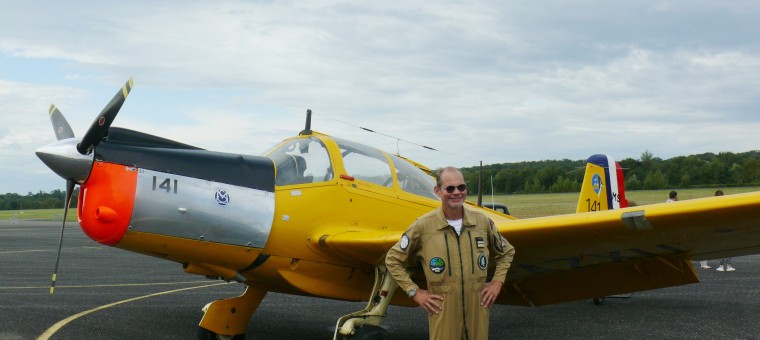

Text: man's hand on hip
xmin=480 ymin=281 xmax=503 ymax=309
xmin=412 ymin=289 xmax=444 ymax=315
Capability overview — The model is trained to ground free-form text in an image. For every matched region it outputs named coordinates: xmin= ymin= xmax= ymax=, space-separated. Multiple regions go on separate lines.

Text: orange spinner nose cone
xmin=78 ymin=162 xmax=137 ymax=246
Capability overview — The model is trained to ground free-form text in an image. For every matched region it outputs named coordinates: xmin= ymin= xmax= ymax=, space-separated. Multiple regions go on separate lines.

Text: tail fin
xmin=576 ymin=154 xmax=628 ymax=213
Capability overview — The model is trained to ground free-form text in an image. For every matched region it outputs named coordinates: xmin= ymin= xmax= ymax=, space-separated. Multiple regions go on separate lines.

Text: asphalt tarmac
xmin=2 ymin=219 xmax=760 ymax=339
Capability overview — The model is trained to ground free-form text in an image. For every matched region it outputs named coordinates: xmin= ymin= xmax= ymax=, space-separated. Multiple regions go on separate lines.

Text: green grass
xmin=478 ymin=187 xmax=760 ymax=219
xmin=0 ymin=208 xmax=77 ymax=222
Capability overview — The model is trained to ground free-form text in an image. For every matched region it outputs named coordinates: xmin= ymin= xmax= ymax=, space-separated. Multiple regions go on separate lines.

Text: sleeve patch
xmin=400 ymin=233 xmax=410 ymax=251
xmin=494 ymin=234 xmax=504 ymax=252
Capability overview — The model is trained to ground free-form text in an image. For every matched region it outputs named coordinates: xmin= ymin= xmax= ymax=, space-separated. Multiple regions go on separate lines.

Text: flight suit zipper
xmin=444 ymin=232 xmax=452 ymax=276
xmin=467 ymin=230 xmax=474 ymax=274
xmin=450 ymin=225 xmax=470 ymax=340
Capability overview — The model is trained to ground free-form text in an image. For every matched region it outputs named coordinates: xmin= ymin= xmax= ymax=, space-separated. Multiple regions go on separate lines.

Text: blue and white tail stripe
xmin=587 ymin=154 xmax=621 ymax=209
xmin=577 ymin=154 xmax=628 ymax=213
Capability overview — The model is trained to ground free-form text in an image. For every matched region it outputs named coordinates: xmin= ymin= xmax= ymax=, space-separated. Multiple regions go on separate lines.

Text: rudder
xmin=576 ymin=154 xmax=628 ymax=213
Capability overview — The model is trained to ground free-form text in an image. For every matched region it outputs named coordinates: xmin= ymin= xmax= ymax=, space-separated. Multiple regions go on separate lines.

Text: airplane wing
xmin=312 ymin=229 xmax=402 ymax=265
xmin=497 ymin=191 xmax=760 ymax=306
xmin=317 ymin=191 xmax=760 ymax=307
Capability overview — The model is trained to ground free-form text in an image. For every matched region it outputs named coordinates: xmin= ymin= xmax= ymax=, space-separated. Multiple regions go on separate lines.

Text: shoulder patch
xmin=494 ymin=234 xmax=504 ymax=252
xmin=399 ymin=234 xmax=410 ymax=251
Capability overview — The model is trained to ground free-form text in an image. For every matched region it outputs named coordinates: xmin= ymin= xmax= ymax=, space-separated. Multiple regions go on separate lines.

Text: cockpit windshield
xmin=389 ymin=154 xmax=437 ymax=199
xmin=268 ymin=135 xmax=436 ymax=199
xmin=333 ymin=137 xmax=393 ymax=186
xmin=333 ymin=137 xmax=436 ymax=199
xmin=268 ymin=137 xmax=333 ymax=186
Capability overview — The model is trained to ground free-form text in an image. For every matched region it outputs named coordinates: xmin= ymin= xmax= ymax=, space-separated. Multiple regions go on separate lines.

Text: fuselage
xmin=71 ymin=128 xmax=513 ymax=304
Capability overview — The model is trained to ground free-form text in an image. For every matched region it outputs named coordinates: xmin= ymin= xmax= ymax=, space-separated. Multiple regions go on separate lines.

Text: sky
xmin=1 ymin=1 xmax=759 ymax=194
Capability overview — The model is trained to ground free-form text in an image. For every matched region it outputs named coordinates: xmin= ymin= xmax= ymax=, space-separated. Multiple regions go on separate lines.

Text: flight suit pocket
xmin=420 ymin=232 xmax=450 ymax=282
xmin=428 ymin=282 xmax=451 ymax=296
xmin=472 ymin=279 xmax=485 ymax=292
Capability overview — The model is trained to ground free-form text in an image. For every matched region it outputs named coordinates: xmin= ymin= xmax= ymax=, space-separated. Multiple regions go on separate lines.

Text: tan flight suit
xmin=386 ymin=206 xmax=515 ymax=340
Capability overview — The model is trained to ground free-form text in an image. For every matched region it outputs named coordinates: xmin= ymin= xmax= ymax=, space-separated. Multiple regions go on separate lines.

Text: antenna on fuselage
xmin=300 ymin=109 xmax=312 ymax=135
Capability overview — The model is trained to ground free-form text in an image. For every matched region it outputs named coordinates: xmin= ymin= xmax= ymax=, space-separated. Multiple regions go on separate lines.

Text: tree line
xmin=2 ymin=150 xmax=759 ymax=210
xmin=461 ymin=150 xmax=760 ymax=195
xmin=0 ymin=189 xmax=77 ymax=211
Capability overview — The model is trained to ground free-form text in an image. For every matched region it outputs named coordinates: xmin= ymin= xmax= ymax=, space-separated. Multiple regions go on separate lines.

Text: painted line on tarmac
xmin=0 ymin=246 xmax=103 ymax=255
xmin=38 ymin=282 xmax=229 ymax=340
xmin=0 ymin=280 xmax=215 ymax=290
xmin=0 ymin=249 xmax=47 ymax=254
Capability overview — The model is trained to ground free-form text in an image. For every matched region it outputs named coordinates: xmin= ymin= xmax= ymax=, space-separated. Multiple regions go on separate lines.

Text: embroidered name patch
xmin=475 ymin=237 xmax=485 ymax=249
xmin=430 ymin=257 xmax=446 ymax=274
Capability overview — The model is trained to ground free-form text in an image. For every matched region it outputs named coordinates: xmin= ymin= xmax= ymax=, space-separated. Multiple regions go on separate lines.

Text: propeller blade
xmin=48 ymin=105 xmax=75 ymax=140
xmin=50 ymin=180 xmax=76 ymax=294
xmin=76 ymin=78 xmax=134 ymax=155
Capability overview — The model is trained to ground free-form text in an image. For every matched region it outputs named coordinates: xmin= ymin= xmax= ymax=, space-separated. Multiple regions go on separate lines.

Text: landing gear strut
xmin=333 ymin=265 xmax=398 ymax=339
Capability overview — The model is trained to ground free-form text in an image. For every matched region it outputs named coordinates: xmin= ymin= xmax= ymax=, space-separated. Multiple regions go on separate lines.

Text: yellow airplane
xmin=36 ymin=79 xmax=760 ymax=339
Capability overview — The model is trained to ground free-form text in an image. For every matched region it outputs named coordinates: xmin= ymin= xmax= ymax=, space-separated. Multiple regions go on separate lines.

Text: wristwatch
xmin=407 ymin=289 xmax=417 ymax=298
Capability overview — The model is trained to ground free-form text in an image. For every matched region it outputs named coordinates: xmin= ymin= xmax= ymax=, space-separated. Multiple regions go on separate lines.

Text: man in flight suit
xmin=386 ymin=167 xmax=515 ymax=340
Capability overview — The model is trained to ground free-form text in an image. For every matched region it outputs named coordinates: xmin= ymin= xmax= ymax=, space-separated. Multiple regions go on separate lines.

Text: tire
xmin=592 ymin=297 xmax=605 ymax=305
xmin=197 ymin=326 xmax=246 ymax=340
xmin=350 ymin=325 xmax=391 ymax=340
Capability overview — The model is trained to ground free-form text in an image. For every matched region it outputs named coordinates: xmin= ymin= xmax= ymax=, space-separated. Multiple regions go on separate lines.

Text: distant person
xmin=714 ymin=190 xmax=735 ymax=272
xmin=666 ymin=191 xmax=678 ymax=203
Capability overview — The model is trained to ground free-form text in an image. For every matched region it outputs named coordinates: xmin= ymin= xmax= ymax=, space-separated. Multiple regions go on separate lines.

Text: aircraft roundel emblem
xmin=399 ymin=234 xmax=409 ymax=251
xmin=98 ymin=116 xmax=106 ymax=126
xmin=592 ymin=174 xmax=602 ymax=195
xmin=215 ymin=190 xmax=230 ymax=206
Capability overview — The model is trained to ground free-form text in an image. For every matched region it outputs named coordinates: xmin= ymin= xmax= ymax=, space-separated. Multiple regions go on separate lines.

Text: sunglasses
xmin=441 ymin=184 xmax=467 ymax=193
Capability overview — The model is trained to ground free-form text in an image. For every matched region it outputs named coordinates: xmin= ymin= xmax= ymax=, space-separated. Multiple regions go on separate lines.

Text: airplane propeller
xmin=48 ymin=105 xmax=75 ymax=141
xmin=50 ymin=179 xmax=76 ymax=294
xmin=36 ymin=78 xmax=134 ymax=293
xmin=77 ymin=78 xmax=133 ymax=155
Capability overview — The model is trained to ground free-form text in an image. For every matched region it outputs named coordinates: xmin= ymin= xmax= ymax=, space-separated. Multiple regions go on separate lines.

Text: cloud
xmin=1 ymin=1 xmax=759 ymax=193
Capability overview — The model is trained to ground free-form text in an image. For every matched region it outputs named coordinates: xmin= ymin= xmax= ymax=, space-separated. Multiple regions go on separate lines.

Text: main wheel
xmin=197 ymin=326 xmax=245 ymax=340
xmin=351 ymin=325 xmax=391 ymax=340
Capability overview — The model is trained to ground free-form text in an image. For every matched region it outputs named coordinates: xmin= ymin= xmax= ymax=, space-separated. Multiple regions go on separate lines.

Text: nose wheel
xmin=197 ymin=327 xmax=246 ymax=340
xmin=344 ymin=324 xmax=390 ymax=340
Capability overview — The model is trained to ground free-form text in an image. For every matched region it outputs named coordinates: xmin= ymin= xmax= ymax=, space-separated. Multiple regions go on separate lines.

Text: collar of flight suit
xmin=433 ymin=205 xmax=478 ymax=231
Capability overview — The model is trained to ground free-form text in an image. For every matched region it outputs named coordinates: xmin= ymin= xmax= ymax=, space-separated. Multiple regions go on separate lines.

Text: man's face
xmin=435 ymin=169 xmax=467 ymax=211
